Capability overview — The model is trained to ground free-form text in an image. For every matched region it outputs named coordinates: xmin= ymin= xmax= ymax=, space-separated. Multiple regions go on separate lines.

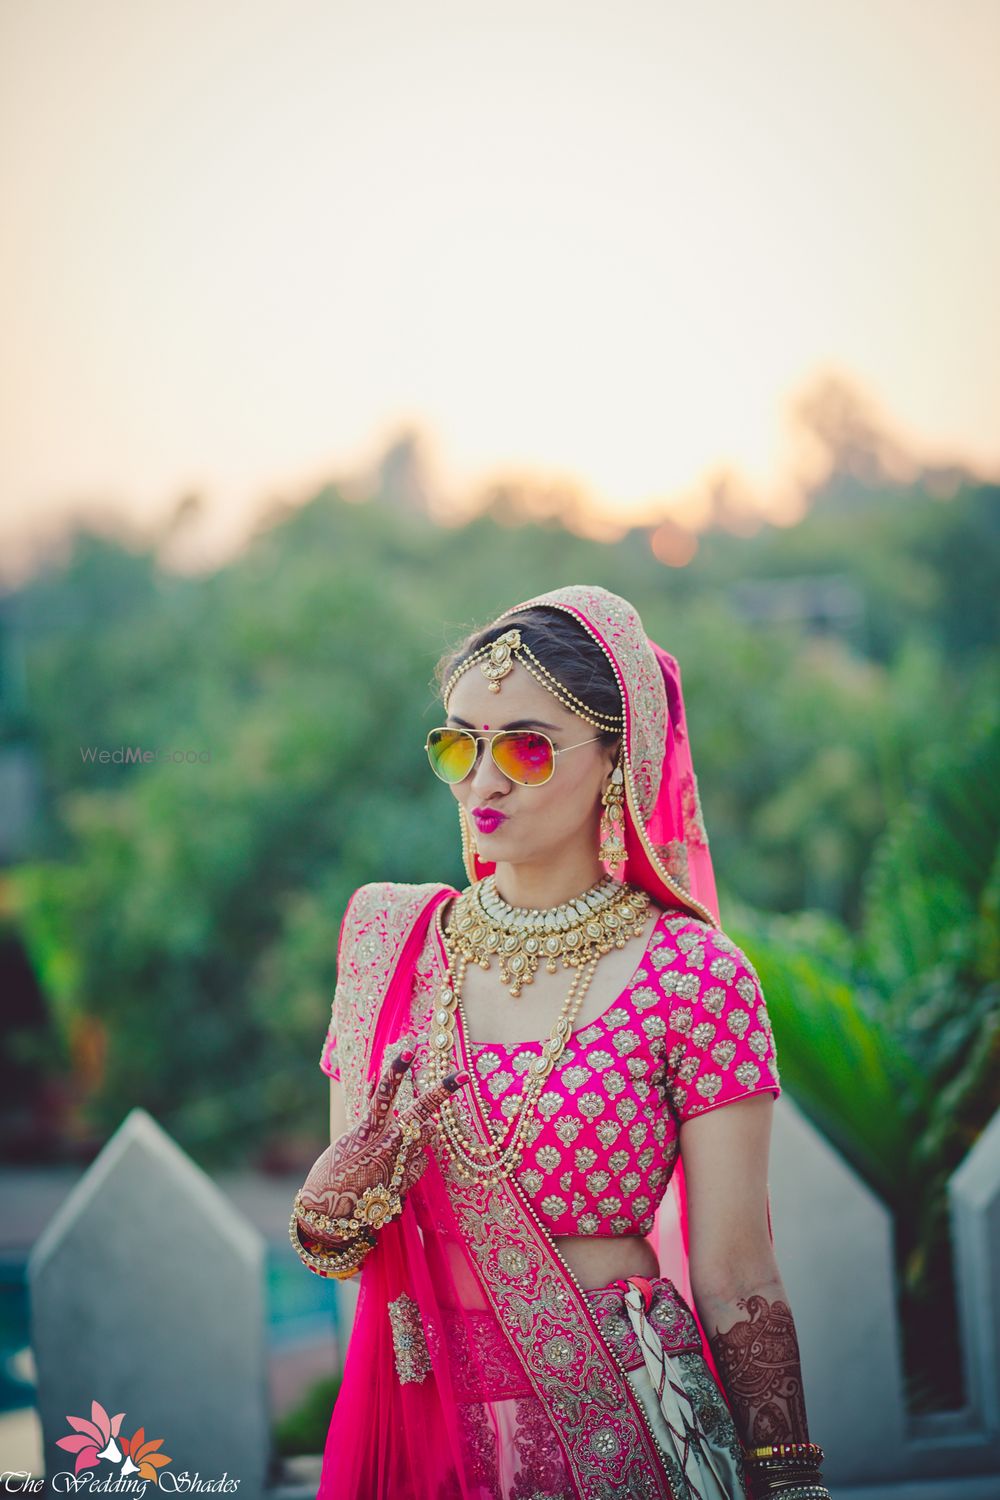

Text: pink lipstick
xmin=472 ymin=807 xmax=507 ymax=834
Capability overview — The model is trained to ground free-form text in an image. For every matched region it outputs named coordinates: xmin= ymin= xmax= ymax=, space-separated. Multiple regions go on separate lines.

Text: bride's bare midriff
xmin=553 ymin=1233 xmax=660 ymax=1289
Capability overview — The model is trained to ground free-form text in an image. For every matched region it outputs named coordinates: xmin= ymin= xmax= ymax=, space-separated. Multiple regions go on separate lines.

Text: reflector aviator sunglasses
xmin=425 ymin=727 xmax=603 ymax=787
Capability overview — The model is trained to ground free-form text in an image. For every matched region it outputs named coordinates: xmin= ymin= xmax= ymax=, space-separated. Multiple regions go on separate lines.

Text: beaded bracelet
xmin=749 ymin=1477 xmax=829 ymax=1499
xmin=296 ymin=1183 xmax=403 ymax=1238
xmin=745 ymin=1442 xmax=825 ymax=1463
xmin=753 ymin=1487 xmax=830 ymax=1500
xmin=291 ymin=1214 xmax=373 ymax=1267
xmin=746 ymin=1456 xmax=823 ymax=1479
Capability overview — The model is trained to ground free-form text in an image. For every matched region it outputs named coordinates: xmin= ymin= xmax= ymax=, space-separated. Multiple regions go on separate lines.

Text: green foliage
xmin=725 ymin=907 xmax=926 ymax=1201
xmin=727 ymin=687 xmax=1000 ymax=1412
xmin=272 ymin=1372 xmax=341 ymax=1457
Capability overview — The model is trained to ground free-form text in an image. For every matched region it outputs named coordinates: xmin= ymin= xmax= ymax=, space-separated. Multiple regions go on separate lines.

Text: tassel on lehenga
xmin=594 ymin=1275 xmax=750 ymax=1500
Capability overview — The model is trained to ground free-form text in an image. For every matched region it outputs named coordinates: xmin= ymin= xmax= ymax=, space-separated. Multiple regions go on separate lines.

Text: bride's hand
xmin=296 ymin=1045 xmax=468 ymax=1244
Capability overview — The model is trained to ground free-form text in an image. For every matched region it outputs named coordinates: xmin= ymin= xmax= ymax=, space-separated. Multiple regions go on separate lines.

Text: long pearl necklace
xmin=429 ymin=878 xmax=651 ymax=1185
xmin=430 ymin=947 xmax=601 ymax=1185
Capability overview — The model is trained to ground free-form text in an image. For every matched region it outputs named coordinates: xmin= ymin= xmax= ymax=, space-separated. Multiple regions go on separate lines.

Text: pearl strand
xmin=432 ymin=947 xmax=601 ymax=1184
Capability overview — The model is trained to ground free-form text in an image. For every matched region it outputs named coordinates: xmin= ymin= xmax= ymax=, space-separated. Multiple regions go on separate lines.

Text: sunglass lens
xmin=493 ymin=732 xmax=554 ymax=785
xmin=426 ymin=729 xmax=476 ymax=783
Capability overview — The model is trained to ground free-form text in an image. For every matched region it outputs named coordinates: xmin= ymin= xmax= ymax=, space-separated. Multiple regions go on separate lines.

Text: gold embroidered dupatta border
xmin=338 ymin=879 xmax=679 ymax=1497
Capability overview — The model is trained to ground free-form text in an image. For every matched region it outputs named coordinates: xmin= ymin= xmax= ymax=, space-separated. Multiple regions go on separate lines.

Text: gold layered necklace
xmin=428 ymin=876 xmax=651 ymax=1185
xmin=447 ymin=872 xmax=648 ymax=997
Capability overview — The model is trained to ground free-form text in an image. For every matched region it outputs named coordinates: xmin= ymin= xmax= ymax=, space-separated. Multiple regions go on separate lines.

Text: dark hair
xmin=433 ymin=606 xmax=622 ymax=749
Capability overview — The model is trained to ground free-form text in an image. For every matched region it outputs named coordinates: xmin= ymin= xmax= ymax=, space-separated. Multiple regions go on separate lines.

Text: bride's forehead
xmin=446 ymin=661 xmax=559 ymax=720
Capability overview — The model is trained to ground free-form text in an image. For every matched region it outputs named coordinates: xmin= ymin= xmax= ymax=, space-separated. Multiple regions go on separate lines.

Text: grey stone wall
xmin=30 ymin=1110 xmax=272 ymax=1495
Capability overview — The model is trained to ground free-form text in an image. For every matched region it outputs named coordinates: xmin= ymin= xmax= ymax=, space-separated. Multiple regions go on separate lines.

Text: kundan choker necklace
xmin=447 ymin=873 xmax=650 ymax=997
xmin=428 ymin=875 xmax=651 ymax=1184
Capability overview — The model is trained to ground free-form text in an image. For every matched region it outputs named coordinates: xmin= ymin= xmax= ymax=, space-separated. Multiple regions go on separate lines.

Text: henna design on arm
xmin=297 ymin=1046 xmax=466 ymax=1244
xmin=705 ymin=1287 xmax=810 ymax=1447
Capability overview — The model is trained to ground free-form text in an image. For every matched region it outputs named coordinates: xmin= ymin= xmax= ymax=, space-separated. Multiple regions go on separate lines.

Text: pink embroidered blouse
xmin=320 ymin=907 xmax=781 ymax=1239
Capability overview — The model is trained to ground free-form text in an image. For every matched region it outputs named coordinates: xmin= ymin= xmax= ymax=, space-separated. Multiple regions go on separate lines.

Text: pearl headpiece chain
xmin=443 ymin=628 xmax=624 ymax=734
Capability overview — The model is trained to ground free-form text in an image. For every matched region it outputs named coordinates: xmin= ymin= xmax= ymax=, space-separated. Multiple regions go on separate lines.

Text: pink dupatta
xmin=318 ymin=585 xmax=771 ymax=1497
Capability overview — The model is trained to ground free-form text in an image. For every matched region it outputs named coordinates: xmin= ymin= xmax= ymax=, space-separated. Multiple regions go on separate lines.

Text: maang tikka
xmin=443 ymin=628 xmax=624 ymax=735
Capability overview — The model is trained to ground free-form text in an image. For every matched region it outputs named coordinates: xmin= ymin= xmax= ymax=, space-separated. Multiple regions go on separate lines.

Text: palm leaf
xmin=726 ymin=906 xmax=929 ymax=1204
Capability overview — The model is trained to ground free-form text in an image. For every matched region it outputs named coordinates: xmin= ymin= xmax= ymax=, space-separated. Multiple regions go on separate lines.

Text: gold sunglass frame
xmin=424 ymin=727 xmax=604 ymax=787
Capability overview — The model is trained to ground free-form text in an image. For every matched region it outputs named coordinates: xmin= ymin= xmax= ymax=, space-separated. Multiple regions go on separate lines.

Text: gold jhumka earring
xmin=598 ymin=748 xmax=627 ymax=874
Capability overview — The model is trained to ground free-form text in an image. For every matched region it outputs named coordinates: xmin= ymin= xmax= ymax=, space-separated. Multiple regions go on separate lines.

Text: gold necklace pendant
xmin=446 ymin=877 xmax=651 ymax=996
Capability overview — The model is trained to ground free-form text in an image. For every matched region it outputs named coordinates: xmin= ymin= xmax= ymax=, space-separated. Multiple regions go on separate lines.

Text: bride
xmin=292 ymin=584 xmax=828 ymax=1500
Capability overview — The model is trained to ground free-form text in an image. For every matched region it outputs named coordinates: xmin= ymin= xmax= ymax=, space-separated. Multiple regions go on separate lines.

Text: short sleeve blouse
xmin=319 ymin=902 xmax=781 ymax=1237
xmin=318 ymin=908 xmax=345 ymax=1082
xmin=319 ymin=1026 xmax=341 ymax=1082
xmin=652 ymin=913 xmax=780 ymax=1122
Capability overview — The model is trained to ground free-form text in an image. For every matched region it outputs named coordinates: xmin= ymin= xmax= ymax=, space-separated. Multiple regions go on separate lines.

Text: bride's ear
xmin=601 ymin=735 xmax=622 ymax=789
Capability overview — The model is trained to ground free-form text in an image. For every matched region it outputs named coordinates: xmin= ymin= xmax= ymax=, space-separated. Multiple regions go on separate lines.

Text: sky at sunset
xmin=1 ymin=0 xmax=998 ymax=574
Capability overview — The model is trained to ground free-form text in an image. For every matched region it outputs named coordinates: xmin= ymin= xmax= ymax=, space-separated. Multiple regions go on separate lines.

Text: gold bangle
xmin=288 ymin=1211 xmax=374 ymax=1279
xmin=289 ymin=1212 xmax=369 ymax=1261
xmin=296 ymin=1182 xmax=403 ymax=1237
xmin=292 ymin=1234 xmax=371 ymax=1280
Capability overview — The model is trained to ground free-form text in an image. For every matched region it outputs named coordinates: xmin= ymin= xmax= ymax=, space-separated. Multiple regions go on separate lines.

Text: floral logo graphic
xmin=56 ymin=1399 xmax=173 ymax=1483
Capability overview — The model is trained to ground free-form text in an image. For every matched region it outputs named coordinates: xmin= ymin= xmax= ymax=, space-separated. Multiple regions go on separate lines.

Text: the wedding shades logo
xmin=56 ymin=1400 xmax=172 ymax=1483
